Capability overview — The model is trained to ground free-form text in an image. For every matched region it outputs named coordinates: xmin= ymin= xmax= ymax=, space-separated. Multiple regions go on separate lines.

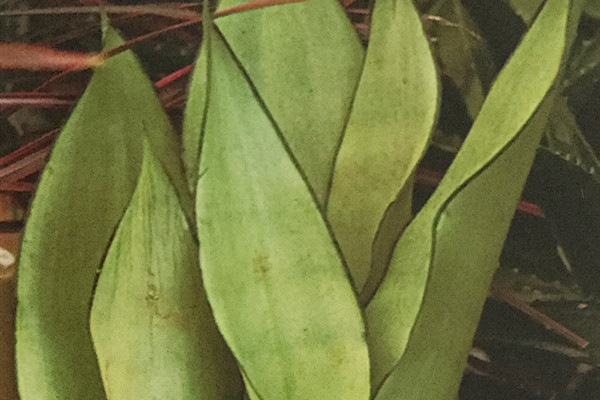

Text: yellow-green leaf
xmin=327 ymin=0 xmax=438 ymax=295
xmin=195 ymin=28 xmax=370 ymax=400
xmin=366 ymin=0 xmax=582 ymax=398
xmin=212 ymin=0 xmax=364 ymax=205
xmin=16 ymin=23 xmax=191 ymax=400
xmin=90 ymin=144 xmax=242 ymax=400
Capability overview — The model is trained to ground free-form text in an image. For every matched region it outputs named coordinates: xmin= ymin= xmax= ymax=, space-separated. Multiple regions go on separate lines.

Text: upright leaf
xmin=183 ymin=2 xmax=212 ymax=193
xmin=365 ymin=0 xmax=582 ymax=398
xmin=16 ymin=24 xmax=190 ymax=400
xmin=212 ymin=0 xmax=364 ymax=205
xmin=327 ymin=0 xmax=438 ymax=294
xmin=195 ymin=28 xmax=370 ymax=400
xmin=90 ymin=144 xmax=242 ymax=400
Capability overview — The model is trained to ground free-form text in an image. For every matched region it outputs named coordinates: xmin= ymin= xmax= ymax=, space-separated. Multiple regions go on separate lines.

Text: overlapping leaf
xmin=365 ymin=0 xmax=582 ymax=398
xmin=327 ymin=0 xmax=438 ymax=296
xmin=194 ymin=27 xmax=369 ymax=399
xmin=16 ymin=23 xmax=191 ymax=400
xmin=209 ymin=0 xmax=364 ymax=205
xmin=183 ymin=4 xmax=212 ymax=194
xmin=90 ymin=144 xmax=242 ymax=400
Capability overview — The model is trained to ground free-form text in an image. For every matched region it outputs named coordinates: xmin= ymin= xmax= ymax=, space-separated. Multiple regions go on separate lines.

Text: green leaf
xmin=544 ymin=95 xmax=600 ymax=177
xmin=425 ymin=0 xmax=493 ymax=118
xmin=327 ymin=0 xmax=438 ymax=295
xmin=212 ymin=0 xmax=364 ymax=205
xmin=183 ymin=38 xmax=210 ymax=194
xmin=194 ymin=28 xmax=370 ymax=400
xmin=89 ymin=144 xmax=242 ymax=400
xmin=365 ymin=0 xmax=582 ymax=398
xmin=586 ymin=0 xmax=600 ymax=18
xmin=504 ymin=0 xmax=545 ymax=24
xmin=183 ymin=3 xmax=212 ymax=194
xmin=16 ymin=23 xmax=191 ymax=400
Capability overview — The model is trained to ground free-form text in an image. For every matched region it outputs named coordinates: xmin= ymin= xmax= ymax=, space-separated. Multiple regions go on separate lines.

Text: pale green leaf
xmin=365 ymin=0 xmax=582 ymax=398
xmin=212 ymin=0 xmax=364 ymax=205
xmin=195 ymin=28 xmax=369 ymax=400
xmin=327 ymin=0 xmax=438 ymax=294
xmin=16 ymin=23 xmax=191 ymax=400
xmin=90 ymin=144 xmax=242 ymax=400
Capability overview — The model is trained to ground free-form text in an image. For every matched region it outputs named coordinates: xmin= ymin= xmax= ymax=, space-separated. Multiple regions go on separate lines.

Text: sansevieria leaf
xmin=183 ymin=3 xmax=212 ymax=194
xmin=366 ymin=0 xmax=582 ymax=398
xmin=90 ymin=144 xmax=242 ymax=400
xmin=16 ymin=22 xmax=191 ymax=400
xmin=212 ymin=0 xmax=364 ymax=205
xmin=327 ymin=0 xmax=438 ymax=296
xmin=194 ymin=27 xmax=370 ymax=400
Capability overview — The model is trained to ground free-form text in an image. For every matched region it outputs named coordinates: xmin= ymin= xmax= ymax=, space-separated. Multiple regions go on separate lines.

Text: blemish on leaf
xmin=252 ymin=255 xmax=271 ymax=275
xmin=145 ymin=283 xmax=159 ymax=304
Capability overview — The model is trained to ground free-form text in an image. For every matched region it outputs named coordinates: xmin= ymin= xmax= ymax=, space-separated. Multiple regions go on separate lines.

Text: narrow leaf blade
xmin=195 ymin=29 xmax=370 ymax=400
xmin=16 ymin=24 xmax=190 ymax=400
xmin=327 ymin=0 xmax=439 ymax=294
xmin=365 ymin=0 xmax=582 ymax=398
xmin=213 ymin=0 xmax=364 ymax=204
xmin=90 ymin=145 xmax=242 ymax=400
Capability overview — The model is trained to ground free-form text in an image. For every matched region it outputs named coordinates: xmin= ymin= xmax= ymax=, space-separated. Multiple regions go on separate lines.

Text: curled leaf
xmin=366 ymin=0 xmax=583 ymax=398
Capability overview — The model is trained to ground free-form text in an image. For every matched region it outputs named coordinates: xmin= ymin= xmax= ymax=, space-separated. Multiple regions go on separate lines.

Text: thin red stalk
xmin=32 ymin=71 xmax=75 ymax=92
xmin=0 ymin=182 xmax=35 ymax=192
xmin=489 ymin=282 xmax=589 ymax=349
xmin=214 ymin=0 xmax=306 ymax=18
xmin=0 ymin=149 xmax=51 ymax=184
xmin=0 ymin=42 xmax=103 ymax=71
xmin=346 ymin=8 xmax=370 ymax=14
xmin=0 ymin=5 xmax=200 ymax=20
xmin=0 ymin=95 xmax=74 ymax=109
xmin=154 ymin=64 xmax=192 ymax=88
xmin=99 ymin=18 xmax=202 ymax=60
xmin=0 ymin=130 xmax=58 ymax=167
xmin=99 ymin=0 xmax=308 ymax=61
xmin=353 ymin=23 xmax=370 ymax=32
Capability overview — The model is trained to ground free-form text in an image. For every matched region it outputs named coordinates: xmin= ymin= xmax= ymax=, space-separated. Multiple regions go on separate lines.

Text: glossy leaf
xmin=90 ymin=144 xmax=242 ymax=400
xmin=327 ymin=0 xmax=438 ymax=295
xmin=16 ymin=23 xmax=190 ymax=400
xmin=194 ymin=28 xmax=370 ymax=400
xmin=365 ymin=0 xmax=582 ymax=398
xmin=212 ymin=0 xmax=364 ymax=205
